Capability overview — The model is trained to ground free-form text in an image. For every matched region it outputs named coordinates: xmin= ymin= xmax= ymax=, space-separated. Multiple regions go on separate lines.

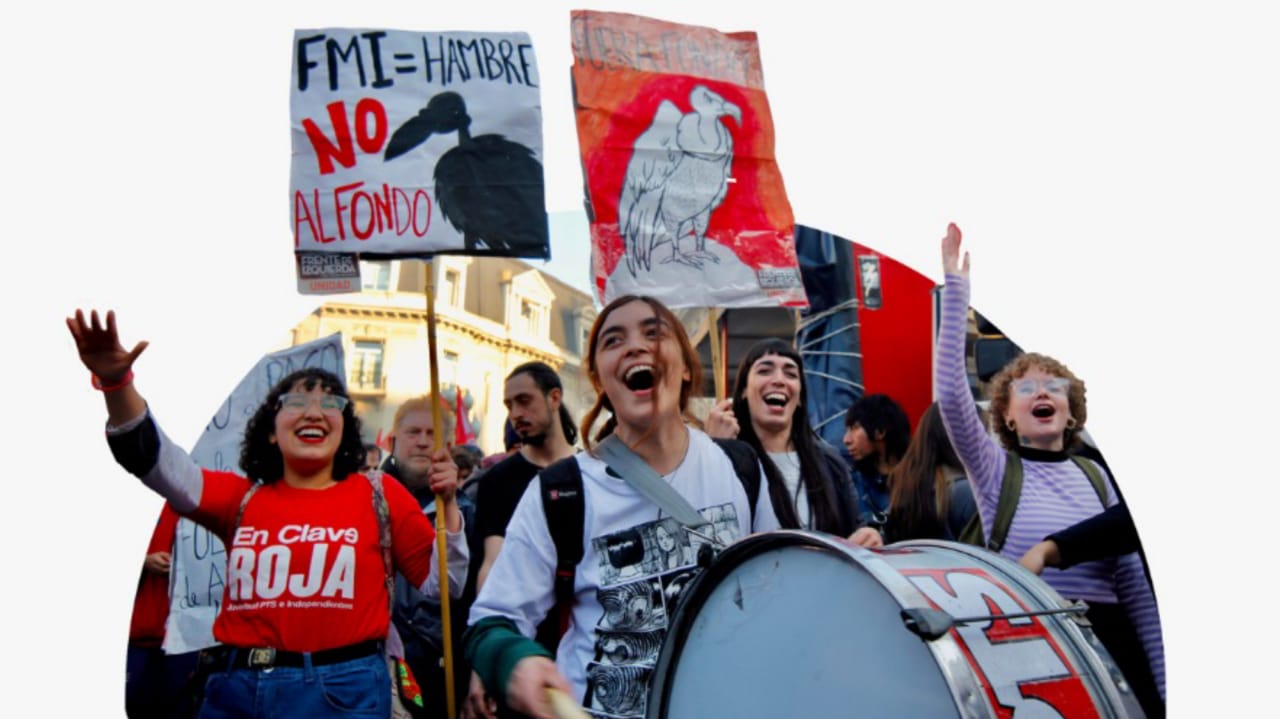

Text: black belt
xmin=229 ymin=640 xmax=383 ymax=670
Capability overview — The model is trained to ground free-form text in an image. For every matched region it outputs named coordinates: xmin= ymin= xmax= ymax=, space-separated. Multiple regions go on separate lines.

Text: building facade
xmin=289 ymin=256 xmax=597 ymax=454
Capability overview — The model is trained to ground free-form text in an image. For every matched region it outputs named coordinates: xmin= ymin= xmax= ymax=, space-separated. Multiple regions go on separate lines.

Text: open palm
xmin=66 ymin=309 xmax=148 ymax=381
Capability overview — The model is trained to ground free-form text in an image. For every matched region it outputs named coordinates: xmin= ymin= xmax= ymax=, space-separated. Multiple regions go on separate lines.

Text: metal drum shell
xmin=646 ymin=530 xmax=1145 ymax=719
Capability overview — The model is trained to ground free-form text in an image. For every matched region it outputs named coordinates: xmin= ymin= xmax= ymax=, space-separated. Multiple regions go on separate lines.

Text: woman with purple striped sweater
xmin=937 ymin=224 xmax=1165 ymax=717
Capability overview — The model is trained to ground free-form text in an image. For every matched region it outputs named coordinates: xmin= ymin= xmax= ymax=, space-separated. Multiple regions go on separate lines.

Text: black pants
xmin=1085 ymin=601 xmax=1164 ymax=718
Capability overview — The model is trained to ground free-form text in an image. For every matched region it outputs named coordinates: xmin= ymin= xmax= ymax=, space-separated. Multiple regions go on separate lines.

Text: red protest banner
xmin=571 ymin=10 xmax=807 ymax=309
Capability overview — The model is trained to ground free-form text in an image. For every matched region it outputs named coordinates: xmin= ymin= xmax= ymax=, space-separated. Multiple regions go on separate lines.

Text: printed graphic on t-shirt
xmin=583 ymin=504 xmax=739 ymax=719
xmin=224 ymin=523 xmax=361 ymax=612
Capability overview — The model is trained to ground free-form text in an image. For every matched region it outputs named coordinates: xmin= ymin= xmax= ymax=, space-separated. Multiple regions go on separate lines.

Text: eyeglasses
xmin=1012 ymin=377 xmax=1071 ymax=397
xmin=277 ymin=392 xmax=349 ymax=415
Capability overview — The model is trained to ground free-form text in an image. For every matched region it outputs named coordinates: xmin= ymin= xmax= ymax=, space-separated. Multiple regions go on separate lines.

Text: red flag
xmin=375 ymin=427 xmax=391 ymax=452
xmin=454 ymin=390 xmax=474 ymax=445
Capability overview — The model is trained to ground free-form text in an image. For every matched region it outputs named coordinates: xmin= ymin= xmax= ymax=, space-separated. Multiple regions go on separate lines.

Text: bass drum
xmin=646 ymin=531 xmax=1145 ymax=718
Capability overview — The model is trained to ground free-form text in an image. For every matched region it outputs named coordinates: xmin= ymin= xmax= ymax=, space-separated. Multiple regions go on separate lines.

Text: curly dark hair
xmin=987 ymin=352 xmax=1087 ymax=450
xmin=239 ymin=367 xmax=366 ymax=484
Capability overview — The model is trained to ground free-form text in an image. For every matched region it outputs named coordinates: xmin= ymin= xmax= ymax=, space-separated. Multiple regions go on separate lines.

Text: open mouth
xmin=1031 ymin=405 xmax=1056 ymax=419
xmin=623 ymin=365 xmax=656 ymax=391
xmin=763 ymin=392 xmax=789 ymax=408
xmin=296 ymin=427 xmax=328 ymax=442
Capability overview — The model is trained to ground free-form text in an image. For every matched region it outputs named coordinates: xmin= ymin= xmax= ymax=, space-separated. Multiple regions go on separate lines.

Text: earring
xmin=1005 ymin=419 xmax=1016 ymax=432
xmin=1066 ymin=417 xmax=1078 ymax=430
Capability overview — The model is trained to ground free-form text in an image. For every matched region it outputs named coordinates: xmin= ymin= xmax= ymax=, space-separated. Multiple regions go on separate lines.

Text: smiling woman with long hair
xmin=935 ymin=225 xmax=1165 ymax=717
xmin=705 ymin=338 xmax=880 ymax=546
xmin=67 ymin=309 xmax=470 ymax=719
xmin=464 ymin=295 xmax=779 ymax=719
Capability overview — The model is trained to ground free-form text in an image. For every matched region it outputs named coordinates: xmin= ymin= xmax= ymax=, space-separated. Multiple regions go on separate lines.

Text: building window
xmin=442 ymin=350 xmax=459 ymax=386
xmin=443 ymin=269 xmax=461 ymax=307
xmin=351 ymin=340 xmax=385 ymax=390
xmin=520 ymin=299 xmax=542 ymax=335
xmin=361 ymin=261 xmax=392 ymax=291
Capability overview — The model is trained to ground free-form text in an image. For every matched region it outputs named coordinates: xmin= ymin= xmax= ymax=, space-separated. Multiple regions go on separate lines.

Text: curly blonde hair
xmin=987 ymin=352 xmax=1087 ymax=450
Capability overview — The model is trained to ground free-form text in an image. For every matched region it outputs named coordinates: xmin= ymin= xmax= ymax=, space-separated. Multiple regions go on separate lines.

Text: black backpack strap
xmin=710 ymin=438 xmax=759 ymax=526
xmin=539 ymin=456 xmax=585 ymax=610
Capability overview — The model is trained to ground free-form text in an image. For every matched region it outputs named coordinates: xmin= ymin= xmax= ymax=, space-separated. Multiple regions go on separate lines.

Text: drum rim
xmin=646 ymin=532 xmax=1143 ymax=719
xmin=891 ymin=539 xmax=1147 ymax=719
xmin=646 ymin=530 xmax=987 ymax=719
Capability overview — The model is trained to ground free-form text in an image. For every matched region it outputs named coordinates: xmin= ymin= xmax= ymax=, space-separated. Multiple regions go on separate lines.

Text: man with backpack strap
xmin=462 ymin=362 xmax=579 ymax=719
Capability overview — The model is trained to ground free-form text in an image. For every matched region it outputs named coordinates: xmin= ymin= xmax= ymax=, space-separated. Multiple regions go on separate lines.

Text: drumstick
xmin=546 ymin=687 xmax=592 ymax=719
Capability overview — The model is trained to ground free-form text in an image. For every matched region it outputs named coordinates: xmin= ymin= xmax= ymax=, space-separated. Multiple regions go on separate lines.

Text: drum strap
xmin=596 ymin=435 xmax=705 ymax=527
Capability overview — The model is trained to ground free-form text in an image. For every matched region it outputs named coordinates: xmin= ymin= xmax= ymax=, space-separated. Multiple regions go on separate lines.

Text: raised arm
xmin=934 ymin=226 xmax=1005 ymax=503
xmin=67 ymin=309 xmax=202 ymax=512
xmin=67 ymin=309 xmax=148 ymax=426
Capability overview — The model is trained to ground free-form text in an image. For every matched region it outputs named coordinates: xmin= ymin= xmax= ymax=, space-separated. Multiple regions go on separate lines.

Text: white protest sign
xmin=162 ymin=334 xmax=345 ymax=653
xmin=290 ymin=28 xmax=549 ymax=259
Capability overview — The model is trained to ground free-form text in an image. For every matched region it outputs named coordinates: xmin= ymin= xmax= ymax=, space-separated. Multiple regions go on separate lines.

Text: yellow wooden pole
xmin=708 ymin=308 xmax=726 ymax=401
xmin=423 ymin=259 xmax=457 ymax=719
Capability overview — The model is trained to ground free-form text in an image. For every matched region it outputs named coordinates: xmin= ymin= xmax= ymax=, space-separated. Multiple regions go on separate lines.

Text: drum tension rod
xmin=900 ymin=602 xmax=1089 ymax=642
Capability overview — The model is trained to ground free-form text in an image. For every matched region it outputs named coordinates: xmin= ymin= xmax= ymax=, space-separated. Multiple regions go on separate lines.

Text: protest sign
xmin=290 ymin=28 xmax=549 ymax=259
xmin=571 ymin=10 xmax=807 ymax=309
xmin=161 ymin=334 xmax=344 ymax=653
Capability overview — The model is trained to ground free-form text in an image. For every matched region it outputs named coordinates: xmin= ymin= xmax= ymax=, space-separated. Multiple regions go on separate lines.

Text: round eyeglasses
xmin=276 ymin=392 xmax=349 ymax=415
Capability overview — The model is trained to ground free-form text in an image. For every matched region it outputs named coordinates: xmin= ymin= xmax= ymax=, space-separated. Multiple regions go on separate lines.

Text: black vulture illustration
xmin=384 ymin=91 xmax=547 ymax=255
xmin=617 ymin=85 xmax=742 ymax=276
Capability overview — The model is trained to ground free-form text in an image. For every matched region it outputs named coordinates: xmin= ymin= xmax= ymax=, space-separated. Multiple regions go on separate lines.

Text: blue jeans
xmin=197 ymin=651 xmax=389 ymax=719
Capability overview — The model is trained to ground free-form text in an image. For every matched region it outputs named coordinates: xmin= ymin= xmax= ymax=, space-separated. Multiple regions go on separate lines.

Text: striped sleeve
xmin=935 ymin=274 xmax=1005 ymax=533
xmin=1116 ymin=551 xmax=1166 ymax=698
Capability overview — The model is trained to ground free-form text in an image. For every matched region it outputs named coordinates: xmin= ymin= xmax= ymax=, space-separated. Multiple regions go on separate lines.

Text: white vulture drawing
xmin=617 ymin=85 xmax=742 ymax=276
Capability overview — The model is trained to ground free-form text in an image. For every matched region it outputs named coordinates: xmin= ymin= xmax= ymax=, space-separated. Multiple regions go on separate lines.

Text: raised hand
xmin=940 ymin=223 xmax=969 ymax=278
xmin=66 ymin=309 xmax=149 ymax=382
xmin=704 ymin=398 xmax=739 ymax=439
xmin=428 ymin=447 xmax=460 ymax=500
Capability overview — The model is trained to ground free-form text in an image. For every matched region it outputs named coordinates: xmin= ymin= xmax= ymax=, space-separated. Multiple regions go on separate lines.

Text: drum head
xmin=648 ymin=532 xmax=959 ymax=718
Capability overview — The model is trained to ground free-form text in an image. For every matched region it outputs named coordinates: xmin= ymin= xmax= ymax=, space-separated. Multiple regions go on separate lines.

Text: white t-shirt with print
xmin=469 ymin=426 xmax=780 ymax=719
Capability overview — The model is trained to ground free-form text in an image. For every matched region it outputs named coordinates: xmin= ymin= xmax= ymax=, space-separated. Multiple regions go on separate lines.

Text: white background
xmin=4 ymin=1 xmax=1275 ymax=716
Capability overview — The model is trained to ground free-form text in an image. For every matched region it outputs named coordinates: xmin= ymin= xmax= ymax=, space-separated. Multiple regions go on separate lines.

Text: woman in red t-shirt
xmin=69 ymin=309 xmax=470 ymax=719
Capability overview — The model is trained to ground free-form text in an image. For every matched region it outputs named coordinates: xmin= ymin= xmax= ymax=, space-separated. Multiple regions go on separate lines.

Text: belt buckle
xmin=247 ymin=648 xmax=276 ymax=668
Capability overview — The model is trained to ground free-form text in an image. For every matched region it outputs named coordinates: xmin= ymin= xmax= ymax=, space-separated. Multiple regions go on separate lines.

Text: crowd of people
xmin=72 ymin=225 xmax=1164 ymax=719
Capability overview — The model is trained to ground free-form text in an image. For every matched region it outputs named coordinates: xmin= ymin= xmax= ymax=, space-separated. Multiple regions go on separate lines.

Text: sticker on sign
xmin=757 ymin=267 xmax=802 ymax=289
xmin=297 ymin=252 xmax=361 ymax=295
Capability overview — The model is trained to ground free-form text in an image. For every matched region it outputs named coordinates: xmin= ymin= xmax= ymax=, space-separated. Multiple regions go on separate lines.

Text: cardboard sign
xmin=161 ymin=334 xmax=345 ymax=653
xmin=290 ymin=28 xmax=549 ymax=259
xmin=571 ymin=11 xmax=807 ymax=309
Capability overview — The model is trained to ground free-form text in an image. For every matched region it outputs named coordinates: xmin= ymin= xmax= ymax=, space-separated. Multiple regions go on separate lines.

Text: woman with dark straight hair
xmin=707 ymin=338 xmax=880 ymax=545
xmin=881 ymin=402 xmax=976 ymax=543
